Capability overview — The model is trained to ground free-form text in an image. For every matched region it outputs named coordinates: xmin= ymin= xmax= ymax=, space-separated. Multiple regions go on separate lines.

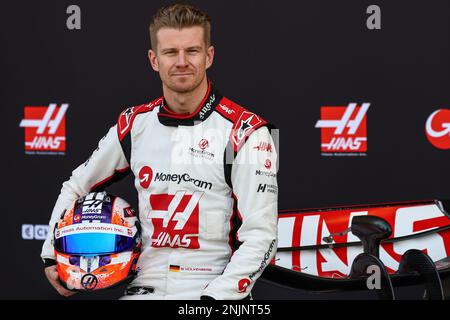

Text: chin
xmin=169 ymin=80 xmax=199 ymax=93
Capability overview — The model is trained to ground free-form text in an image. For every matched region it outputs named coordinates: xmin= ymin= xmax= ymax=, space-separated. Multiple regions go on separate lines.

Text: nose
xmin=175 ymin=50 xmax=188 ymax=67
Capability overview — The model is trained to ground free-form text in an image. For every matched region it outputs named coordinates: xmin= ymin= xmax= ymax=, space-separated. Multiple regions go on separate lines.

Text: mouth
xmin=171 ymin=73 xmax=194 ymax=76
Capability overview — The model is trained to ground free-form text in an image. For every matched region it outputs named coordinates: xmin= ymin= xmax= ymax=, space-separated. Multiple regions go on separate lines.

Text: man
xmin=42 ymin=3 xmax=278 ymax=300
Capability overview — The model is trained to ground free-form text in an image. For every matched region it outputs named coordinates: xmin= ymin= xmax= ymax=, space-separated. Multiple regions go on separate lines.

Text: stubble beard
xmin=164 ymin=72 xmax=205 ymax=94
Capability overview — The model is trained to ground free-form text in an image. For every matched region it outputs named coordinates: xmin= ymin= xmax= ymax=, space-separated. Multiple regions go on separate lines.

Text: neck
xmin=163 ymin=77 xmax=209 ymax=114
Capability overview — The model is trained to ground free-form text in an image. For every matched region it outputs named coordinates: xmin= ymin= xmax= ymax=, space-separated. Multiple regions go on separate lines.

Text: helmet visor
xmin=54 ymin=233 xmax=135 ymax=255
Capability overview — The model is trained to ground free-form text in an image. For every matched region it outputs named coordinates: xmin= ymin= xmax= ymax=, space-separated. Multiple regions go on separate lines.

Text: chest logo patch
xmin=139 ymin=166 xmax=153 ymax=189
xmin=148 ymin=191 xmax=203 ymax=249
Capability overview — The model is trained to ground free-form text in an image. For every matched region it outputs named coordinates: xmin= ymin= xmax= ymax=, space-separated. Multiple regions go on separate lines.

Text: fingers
xmin=48 ymin=268 xmax=59 ymax=281
xmin=57 ymin=286 xmax=77 ymax=297
xmin=44 ymin=266 xmax=77 ymax=297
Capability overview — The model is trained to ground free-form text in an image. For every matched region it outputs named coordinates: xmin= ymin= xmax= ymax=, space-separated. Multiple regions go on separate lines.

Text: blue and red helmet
xmin=53 ymin=192 xmax=141 ymax=291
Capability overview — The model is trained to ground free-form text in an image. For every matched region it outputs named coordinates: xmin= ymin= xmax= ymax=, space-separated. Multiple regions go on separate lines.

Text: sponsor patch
xmin=249 ymin=239 xmax=276 ymax=280
xmin=255 ymin=170 xmax=277 ymax=178
xmin=218 ymin=103 xmax=235 ymax=115
xmin=55 ymin=223 xmax=136 ymax=239
xmin=231 ymin=111 xmax=265 ymax=151
xmin=154 ymin=172 xmax=213 ymax=190
xmin=81 ymin=274 xmax=98 ymax=290
xmin=253 ymin=142 xmax=273 ymax=153
xmin=237 ymin=278 xmax=251 ymax=293
xmin=139 ymin=166 xmax=153 ymax=189
xmin=117 ymin=99 xmax=161 ymax=141
xmin=188 ymin=139 xmax=215 ymax=161
xmin=199 ymin=94 xmax=216 ymax=120
xmin=149 ymin=191 xmax=203 ymax=249
xmin=257 ymin=183 xmax=278 ymax=194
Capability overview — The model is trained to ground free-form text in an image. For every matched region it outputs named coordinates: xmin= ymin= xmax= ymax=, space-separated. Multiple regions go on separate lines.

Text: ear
xmin=205 ymin=46 xmax=215 ymax=70
xmin=148 ymin=49 xmax=159 ymax=72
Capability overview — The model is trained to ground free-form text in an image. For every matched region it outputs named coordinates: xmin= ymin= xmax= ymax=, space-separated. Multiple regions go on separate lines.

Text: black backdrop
xmin=1 ymin=0 xmax=449 ymax=299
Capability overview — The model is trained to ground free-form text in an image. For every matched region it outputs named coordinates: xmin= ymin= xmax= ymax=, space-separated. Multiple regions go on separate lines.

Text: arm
xmin=202 ymin=126 xmax=278 ymax=300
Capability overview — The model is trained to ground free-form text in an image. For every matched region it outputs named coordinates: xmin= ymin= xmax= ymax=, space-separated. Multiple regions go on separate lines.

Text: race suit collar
xmin=157 ymin=80 xmax=222 ymax=127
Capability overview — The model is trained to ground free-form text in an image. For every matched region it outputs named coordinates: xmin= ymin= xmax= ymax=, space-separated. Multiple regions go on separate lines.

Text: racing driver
xmin=41 ymin=3 xmax=278 ymax=300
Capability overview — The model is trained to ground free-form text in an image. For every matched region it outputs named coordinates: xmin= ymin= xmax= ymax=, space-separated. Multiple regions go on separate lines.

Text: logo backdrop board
xmin=1 ymin=0 xmax=449 ymax=299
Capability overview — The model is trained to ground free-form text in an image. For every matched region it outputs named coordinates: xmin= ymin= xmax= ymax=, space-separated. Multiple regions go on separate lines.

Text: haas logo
xmin=19 ymin=103 xmax=69 ymax=153
xmin=81 ymin=274 xmax=98 ymax=290
xmin=425 ymin=109 xmax=450 ymax=150
xmin=315 ymin=103 xmax=370 ymax=153
xmin=148 ymin=191 xmax=203 ymax=249
xmin=198 ymin=139 xmax=209 ymax=150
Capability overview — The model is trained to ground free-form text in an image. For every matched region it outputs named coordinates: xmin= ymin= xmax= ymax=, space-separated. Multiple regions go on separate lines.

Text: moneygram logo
xmin=425 ymin=109 xmax=450 ymax=150
xmin=19 ymin=103 xmax=69 ymax=155
xmin=315 ymin=103 xmax=370 ymax=156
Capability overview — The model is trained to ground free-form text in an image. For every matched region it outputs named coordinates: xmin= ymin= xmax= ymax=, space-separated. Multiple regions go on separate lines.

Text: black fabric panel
xmin=43 ymin=259 xmax=56 ymax=268
xmin=90 ymin=168 xmax=132 ymax=192
xmin=119 ymin=131 xmax=132 ymax=165
xmin=223 ymin=140 xmax=236 ymax=189
xmin=230 ymin=195 xmax=243 ymax=252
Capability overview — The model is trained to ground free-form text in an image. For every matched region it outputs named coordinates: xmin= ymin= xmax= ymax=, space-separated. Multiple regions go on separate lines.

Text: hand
xmin=44 ymin=265 xmax=77 ymax=297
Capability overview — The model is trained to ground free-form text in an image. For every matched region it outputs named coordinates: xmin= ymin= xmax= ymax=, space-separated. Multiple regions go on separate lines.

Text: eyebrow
xmin=161 ymin=46 xmax=203 ymax=53
xmin=185 ymin=46 xmax=203 ymax=50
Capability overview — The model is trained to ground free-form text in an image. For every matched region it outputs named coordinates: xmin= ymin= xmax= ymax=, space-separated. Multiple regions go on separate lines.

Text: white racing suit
xmin=41 ymin=81 xmax=278 ymax=300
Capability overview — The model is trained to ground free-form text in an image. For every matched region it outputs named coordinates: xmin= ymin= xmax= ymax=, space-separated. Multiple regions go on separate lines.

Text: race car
xmin=255 ymin=199 xmax=450 ymax=300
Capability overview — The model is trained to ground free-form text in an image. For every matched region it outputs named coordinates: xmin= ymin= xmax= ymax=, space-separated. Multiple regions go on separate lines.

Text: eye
xmin=163 ymin=50 xmax=177 ymax=56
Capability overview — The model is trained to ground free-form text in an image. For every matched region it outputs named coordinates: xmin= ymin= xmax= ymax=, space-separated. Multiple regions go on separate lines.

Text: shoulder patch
xmin=215 ymin=97 xmax=242 ymax=123
xmin=216 ymin=97 xmax=267 ymax=152
xmin=117 ymin=97 xmax=162 ymax=141
xmin=231 ymin=111 xmax=267 ymax=152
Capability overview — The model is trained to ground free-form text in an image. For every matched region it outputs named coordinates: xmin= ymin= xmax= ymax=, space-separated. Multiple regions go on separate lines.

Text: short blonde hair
xmin=149 ymin=3 xmax=211 ymax=51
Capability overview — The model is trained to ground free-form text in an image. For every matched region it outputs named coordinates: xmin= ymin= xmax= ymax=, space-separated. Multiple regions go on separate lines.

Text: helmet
xmin=53 ymin=192 xmax=141 ymax=291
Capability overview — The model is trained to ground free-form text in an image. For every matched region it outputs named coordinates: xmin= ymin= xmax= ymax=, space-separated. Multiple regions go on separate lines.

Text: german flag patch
xmin=169 ymin=265 xmax=180 ymax=272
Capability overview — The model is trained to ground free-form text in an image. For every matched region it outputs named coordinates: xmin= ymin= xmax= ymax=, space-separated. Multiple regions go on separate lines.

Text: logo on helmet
xmin=81 ymin=274 xmax=98 ymax=290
